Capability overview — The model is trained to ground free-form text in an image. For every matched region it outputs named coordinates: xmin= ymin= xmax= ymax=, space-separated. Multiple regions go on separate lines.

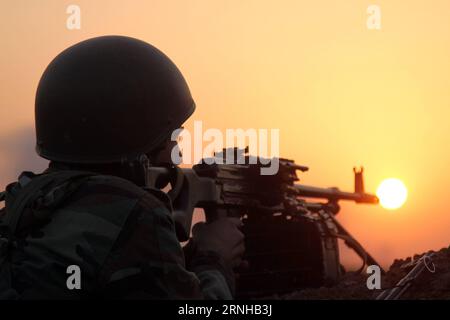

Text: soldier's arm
xmin=98 ymin=190 xmax=233 ymax=299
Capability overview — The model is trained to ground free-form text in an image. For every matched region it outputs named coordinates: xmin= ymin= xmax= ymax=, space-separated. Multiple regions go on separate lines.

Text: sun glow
xmin=376 ymin=178 xmax=408 ymax=210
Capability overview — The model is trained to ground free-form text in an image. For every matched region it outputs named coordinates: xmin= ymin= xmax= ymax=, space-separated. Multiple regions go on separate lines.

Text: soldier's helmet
xmin=35 ymin=35 xmax=195 ymax=163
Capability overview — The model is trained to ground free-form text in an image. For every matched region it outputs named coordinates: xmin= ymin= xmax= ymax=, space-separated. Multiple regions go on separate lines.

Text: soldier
xmin=0 ymin=36 xmax=244 ymax=299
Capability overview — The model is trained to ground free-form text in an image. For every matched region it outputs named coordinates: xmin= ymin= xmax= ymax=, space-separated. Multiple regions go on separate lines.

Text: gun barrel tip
xmin=372 ymin=195 xmax=380 ymax=204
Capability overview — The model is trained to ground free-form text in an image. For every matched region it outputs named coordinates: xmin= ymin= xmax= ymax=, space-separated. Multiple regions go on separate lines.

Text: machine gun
xmin=147 ymin=147 xmax=382 ymax=297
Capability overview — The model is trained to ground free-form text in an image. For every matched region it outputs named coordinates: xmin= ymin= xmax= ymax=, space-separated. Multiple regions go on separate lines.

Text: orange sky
xmin=1 ymin=0 xmax=449 ymax=268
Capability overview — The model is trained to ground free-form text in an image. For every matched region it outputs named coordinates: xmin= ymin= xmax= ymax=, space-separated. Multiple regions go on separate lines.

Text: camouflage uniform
xmin=0 ymin=169 xmax=233 ymax=299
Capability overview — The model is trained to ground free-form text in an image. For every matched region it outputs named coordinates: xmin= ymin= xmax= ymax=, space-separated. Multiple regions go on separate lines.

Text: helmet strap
xmin=138 ymin=154 xmax=152 ymax=188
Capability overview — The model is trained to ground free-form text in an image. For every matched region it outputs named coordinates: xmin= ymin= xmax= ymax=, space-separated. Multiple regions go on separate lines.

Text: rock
xmin=283 ymin=245 xmax=450 ymax=300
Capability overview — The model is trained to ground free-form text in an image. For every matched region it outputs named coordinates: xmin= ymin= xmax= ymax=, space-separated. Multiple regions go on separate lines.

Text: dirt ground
xmin=282 ymin=246 xmax=450 ymax=300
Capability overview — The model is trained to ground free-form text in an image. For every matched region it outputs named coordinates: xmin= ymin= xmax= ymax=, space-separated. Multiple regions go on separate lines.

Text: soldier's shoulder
xmin=84 ymin=174 xmax=146 ymax=198
xmin=67 ymin=174 xmax=171 ymax=213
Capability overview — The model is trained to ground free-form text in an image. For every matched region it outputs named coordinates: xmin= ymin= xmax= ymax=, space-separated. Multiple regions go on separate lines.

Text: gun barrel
xmin=294 ymin=184 xmax=379 ymax=204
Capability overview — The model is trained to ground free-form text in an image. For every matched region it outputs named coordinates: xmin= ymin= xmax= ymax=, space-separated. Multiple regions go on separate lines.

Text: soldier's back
xmin=2 ymin=170 xmax=185 ymax=299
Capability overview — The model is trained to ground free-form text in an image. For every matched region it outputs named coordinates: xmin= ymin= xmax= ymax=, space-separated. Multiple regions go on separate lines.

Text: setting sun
xmin=376 ymin=178 xmax=408 ymax=210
